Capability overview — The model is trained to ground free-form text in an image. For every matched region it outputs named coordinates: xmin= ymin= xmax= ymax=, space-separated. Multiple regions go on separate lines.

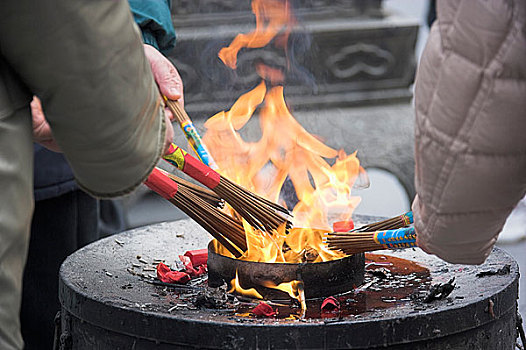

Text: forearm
xmin=0 ymin=0 xmax=165 ymax=197
xmin=412 ymin=19 xmax=526 ymax=264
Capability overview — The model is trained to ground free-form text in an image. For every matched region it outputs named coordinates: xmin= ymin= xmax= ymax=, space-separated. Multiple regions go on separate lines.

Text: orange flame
xmin=263 ymin=280 xmax=306 ymax=317
xmin=218 ymin=0 xmax=295 ymax=69
xmin=204 ymin=84 xmax=363 ymax=265
xmin=229 ymin=271 xmax=263 ymax=299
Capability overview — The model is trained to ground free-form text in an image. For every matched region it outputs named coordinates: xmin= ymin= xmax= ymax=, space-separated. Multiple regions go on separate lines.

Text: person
xmin=413 ymin=0 xmax=526 ymax=264
xmin=0 ymin=1 xmax=178 ymax=348
xmin=19 ymin=2 xmax=183 ymax=348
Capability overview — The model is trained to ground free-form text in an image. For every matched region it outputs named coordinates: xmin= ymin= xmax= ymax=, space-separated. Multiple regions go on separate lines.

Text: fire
xmin=263 ymin=280 xmax=306 ymax=317
xmin=204 ymin=84 xmax=363 ymax=264
xmin=205 ymin=0 xmax=366 ymax=307
xmin=229 ymin=271 xmax=263 ymax=299
xmin=218 ymin=0 xmax=295 ymax=69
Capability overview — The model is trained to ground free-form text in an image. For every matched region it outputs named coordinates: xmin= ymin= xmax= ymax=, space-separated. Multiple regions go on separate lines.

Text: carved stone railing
xmin=169 ymin=0 xmax=418 ymax=117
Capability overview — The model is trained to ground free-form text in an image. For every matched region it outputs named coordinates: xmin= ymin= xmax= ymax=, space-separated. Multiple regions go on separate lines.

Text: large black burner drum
xmin=58 ymin=217 xmax=520 ymax=349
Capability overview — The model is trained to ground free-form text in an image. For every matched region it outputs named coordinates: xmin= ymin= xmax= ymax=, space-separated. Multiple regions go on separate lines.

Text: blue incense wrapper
xmin=374 ymin=227 xmax=416 ymax=249
xmin=181 ymin=121 xmax=218 ymax=170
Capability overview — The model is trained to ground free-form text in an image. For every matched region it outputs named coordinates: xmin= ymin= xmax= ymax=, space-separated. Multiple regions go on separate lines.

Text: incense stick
xmin=144 ymin=168 xmax=246 ymax=257
xmin=350 ymin=212 xmax=413 ymax=232
xmin=157 ymin=168 xmax=224 ymax=208
xmin=324 ymin=227 xmax=416 ymax=255
xmin=163 ymin=143 xmax=291 ymax=233
xmin=164 ymin=98 xmax=219 ymax=170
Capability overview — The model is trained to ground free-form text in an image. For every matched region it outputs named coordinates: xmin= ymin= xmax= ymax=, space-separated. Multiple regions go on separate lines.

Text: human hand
xmin=143 ymin=44 xmax=184 ymax=155
xmin=31 ymin=96 xmax=62 ymax=152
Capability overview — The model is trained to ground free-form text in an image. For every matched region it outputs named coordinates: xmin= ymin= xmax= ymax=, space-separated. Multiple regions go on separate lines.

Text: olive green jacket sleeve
xmin=0 ymin=0 xmax=165 ymax=198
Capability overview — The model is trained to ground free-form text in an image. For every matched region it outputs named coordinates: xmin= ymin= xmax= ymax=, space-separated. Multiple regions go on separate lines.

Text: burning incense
xmin=144 ymin=167 xmax=247 ymax=257
xmin=351 ymin=212 xmax=413 ymax=232
xmin=164 ymin=98 xmax=219 ymax=169
xmin=324 ymin=227 xmax=416 ymax=255
xmin=163 ymin=143 xmax=292 ymax=233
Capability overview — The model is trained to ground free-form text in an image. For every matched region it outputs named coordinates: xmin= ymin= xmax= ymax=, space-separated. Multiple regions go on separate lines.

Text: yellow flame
xmin=205 ymin=85 xmax=364 ymax=264
xmin=263 ymin=280 xmax=306 ymax=317
xmin=229 ymin=271 xmax=263 ymax=299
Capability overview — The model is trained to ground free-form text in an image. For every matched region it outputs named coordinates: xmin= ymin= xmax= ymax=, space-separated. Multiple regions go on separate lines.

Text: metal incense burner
xmin=58 ymin=217 xmax=520 ymax=349
xmin=208 ymin=240 xmax=365 ymax=299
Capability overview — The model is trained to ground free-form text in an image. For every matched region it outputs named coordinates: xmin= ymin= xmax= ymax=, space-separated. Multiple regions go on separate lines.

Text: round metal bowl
xmin=207 ymin=240 xmax=365 ymax=299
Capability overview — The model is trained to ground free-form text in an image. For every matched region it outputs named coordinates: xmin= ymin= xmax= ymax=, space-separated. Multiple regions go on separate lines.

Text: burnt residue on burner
xmin=215 ymin=253 xmax=434 ymax=320
xmin=138 ymin=253 xmax=439 ymax=321
xmin=193 ymin=284 xmax=234 ymax=309
xmin=419 ymin=277 xmax=456 ymax=303
xmin=476 ymin=264 xmax=511 ymax=277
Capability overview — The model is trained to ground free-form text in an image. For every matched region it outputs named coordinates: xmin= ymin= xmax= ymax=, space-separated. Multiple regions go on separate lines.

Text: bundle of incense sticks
xmin=145 ymin=167 xmax=246 ymax=257
xmin=159 ymin=169 xmax=224 ymax=209
xmin=351 ymin=211 xmax=413 ymax=232
xmin=164 ymin=98 xmax=218 ymax=169
xmin=324 ymin=227 xmax=416 ymax=255
xmin=163 ymin=143 xmax=291 ymax=233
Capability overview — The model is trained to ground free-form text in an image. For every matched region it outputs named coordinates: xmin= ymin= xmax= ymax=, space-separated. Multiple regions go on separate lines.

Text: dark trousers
xmin=21 ymin=190 xmax=99 ymax=350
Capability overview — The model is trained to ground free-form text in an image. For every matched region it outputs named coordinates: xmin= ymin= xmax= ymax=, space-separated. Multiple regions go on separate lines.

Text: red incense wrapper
xmin=252 ymin=302 xmax=276 ymax=317
xmin=144 ymin=168 xmax=179 ymax=199
xmin=184 ymin=249 xmax=208 ymax=267
xmin=333 ymin=220 xmax=354 ymax=232
xmin=182 ymin=154 xmax=221 ymax=189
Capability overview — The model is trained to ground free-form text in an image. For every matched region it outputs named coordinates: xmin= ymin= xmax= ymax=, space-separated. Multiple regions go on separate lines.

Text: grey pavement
xmin=499 ymin=241 xmax=526 ymax=318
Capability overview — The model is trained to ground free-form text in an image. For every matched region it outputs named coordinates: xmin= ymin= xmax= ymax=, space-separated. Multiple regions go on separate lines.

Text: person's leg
xmin=21 ymin=190 xmax=98 ymax=350
xmin=0 ymin=105 xmax=33 ymax=350
xmin=98 ymin=199 xmax=126 ymax=237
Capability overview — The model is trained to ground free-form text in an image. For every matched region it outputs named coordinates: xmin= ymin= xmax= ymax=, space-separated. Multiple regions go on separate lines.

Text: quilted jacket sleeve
xmin=413 ymin=0 xmax=526 ymax=264
xmin=0 ymin=0 xmax=166 ymax=198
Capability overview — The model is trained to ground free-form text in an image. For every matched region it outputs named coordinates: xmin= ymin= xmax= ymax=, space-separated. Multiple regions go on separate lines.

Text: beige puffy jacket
xmin=413 ymin=0 xmax=526 ymax=264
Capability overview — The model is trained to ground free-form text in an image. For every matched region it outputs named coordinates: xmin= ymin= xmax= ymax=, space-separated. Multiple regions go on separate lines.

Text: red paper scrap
xmin=179 ymin=254 xmax=193 ymax=270
xmin=187 ymin=265 xmax=207 ymax=278
xmin=156 ymin=262 xmax=191 ymax=284
xmin=179 ymin=255 xmax=207 ymax=277
xmin=333 ymin=220 xmax=354 ymax=232
xmin=321 ymin=296 xmax=340 ymax=312
xmin=184 ymin=249 xmax=208 ymax=267
xmin=252 ymin=302 xmax=276 ymax=317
